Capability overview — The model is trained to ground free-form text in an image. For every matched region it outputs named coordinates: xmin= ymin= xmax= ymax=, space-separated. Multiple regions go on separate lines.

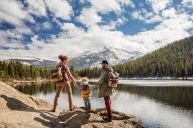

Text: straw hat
xmin=81 ymin=77 xmax=89 ymax=85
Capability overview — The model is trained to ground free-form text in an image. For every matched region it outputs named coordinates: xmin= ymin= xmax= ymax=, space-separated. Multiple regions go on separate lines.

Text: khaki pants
xmin=53 ymin=81 xmax=73 ymax=110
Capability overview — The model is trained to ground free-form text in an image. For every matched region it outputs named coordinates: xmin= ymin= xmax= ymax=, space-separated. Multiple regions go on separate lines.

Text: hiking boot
xmin=70 ymin=105 xmax=77 ymax=111
xmin=51 ymin=109 xmax=56 ymax=112
xmin=102 ymin=117 xmax=112 ymax=122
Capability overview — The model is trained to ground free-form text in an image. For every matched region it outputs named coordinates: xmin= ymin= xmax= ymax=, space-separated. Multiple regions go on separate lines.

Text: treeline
xmin=78 ymin=67 xmax=100 ymax=78
xmin=0 ymin=61 xmax=51 ymax=81
xmin=77 ymin=36 xmax=193 ymax=78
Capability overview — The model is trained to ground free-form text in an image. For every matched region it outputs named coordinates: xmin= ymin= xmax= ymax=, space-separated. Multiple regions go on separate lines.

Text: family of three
xmin=52 ymin=55 xmax=116 ymax=122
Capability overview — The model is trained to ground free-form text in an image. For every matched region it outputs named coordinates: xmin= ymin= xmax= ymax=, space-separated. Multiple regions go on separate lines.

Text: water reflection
xmin=16 ymin=82 xmax=193 ymax=128
xmin=117 ymin=85 xmax=193 ymax=110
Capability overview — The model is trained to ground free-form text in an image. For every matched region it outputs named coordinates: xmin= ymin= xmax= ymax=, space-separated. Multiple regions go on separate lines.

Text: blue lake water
xmin=17 ymin=80 xmax=193 ymax=128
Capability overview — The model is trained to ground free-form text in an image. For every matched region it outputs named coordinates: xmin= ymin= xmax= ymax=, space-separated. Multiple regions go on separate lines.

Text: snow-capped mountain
xmin=0 ymin=55 xmax=57 ymax=67
xmin=70 ymin=47 xmax=142 ymax=69
xmin=0 ymin=47 xmax=142 ymax=69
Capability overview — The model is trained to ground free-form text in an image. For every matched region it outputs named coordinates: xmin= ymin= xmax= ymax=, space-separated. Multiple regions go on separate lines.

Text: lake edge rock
xmin=0 ymin=81 xmax=143 ymax=128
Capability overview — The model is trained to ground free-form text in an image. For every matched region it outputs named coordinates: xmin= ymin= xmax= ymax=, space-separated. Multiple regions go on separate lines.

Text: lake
xmin=16 ymin=80 xmax=193 ymax=128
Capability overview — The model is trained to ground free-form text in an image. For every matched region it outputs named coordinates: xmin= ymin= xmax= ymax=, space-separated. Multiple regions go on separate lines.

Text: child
xmin=75 ymin=77 xmax=97 ymax=111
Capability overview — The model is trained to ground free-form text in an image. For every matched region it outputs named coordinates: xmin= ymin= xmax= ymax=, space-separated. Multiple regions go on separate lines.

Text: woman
xmin=98 ymin=60 xmax=114 ymax=122
xmin=52 ymin=55 xmax=76 ymax=112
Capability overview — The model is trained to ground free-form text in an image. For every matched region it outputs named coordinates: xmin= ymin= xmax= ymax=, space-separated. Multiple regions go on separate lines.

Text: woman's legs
xmin=64 ymin=81 xmax=74 ymax=110
xmin=104 ymin=96 xmax=112 ymax=119
xmin=53 ymin=83 xmax=63 ymax=110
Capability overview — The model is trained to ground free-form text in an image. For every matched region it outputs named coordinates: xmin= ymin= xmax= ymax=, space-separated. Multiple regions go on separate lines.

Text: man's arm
xmin=98 ymin=72 xmax=107 ymax=85
xmin=89 ymin=84 xmax=98 ymax=89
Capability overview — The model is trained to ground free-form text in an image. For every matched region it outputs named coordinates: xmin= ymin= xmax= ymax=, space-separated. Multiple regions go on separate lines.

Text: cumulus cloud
xmin=146 ymin=0 xmax=172 ymax=14
xmin=25 ymin=0 xmax=47 ymax=17
xmin=78 ymin=0 xmax=134 ymax=27
xmin=42 ymin=21 xmax=52 ymax=30
xmin=182 ymin=0 xmax=193 ymax=8
xmin=131 ymin=9 xmax=162 ymax=24
xmin=162 ymin=8 xmax=177 ymax=18
xmin=0 ymin=0 xmax=193 ymax=60
xmin=0 ymin=0 xmax=34 ymax=26
xmin=45 ymin=0 xmax=73 ymax=20
xmin=78 ymin=8 xmax=102 ymax=27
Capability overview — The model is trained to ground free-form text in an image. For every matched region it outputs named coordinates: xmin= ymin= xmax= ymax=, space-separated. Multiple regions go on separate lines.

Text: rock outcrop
xmin=59 ymin=108 xmax=143 ymax=128
xmin=0 ymin=81 xmax=143 ymax=128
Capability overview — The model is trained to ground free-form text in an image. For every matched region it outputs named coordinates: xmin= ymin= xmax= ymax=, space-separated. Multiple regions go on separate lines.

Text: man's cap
xmin=100 ymin=60 xmax=109 ymax=65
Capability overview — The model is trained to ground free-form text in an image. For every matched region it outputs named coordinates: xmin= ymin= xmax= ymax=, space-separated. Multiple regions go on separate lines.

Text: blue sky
xmin=0 ymin=0 xmax=192 ymax=59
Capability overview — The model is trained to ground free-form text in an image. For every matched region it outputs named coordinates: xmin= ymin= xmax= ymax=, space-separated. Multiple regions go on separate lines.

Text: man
xmin=98 ymin=60 xmax=114 ymax=122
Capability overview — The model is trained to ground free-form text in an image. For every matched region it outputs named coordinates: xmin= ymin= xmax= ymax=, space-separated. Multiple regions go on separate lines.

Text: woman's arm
xmin=66 ymin=66 xmax=75 ymax=82
xmin=74 ymin=83 xmax=82 ymax=89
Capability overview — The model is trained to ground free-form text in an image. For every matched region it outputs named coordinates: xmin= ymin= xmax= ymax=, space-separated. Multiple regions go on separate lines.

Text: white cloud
xmin=45 ymin=0 xmax=73 ymax=20
xmin=78 ymin=0 xmax=134 ymax=27
xmin=162 ymin=7 xmax=177 ymax=18
xmin=130 ymin=12 xmax=193 ymax=51
xmin=0 ymin=0 xmax=34 ymax=43
xmin=0 ymin=0 xmax=193 ymax=60
xmin=146 ymin=0 xmax=172 ymax=14
xmin=25 ymin=0 xmax=47 ymax=17
xmin=0 ymin=0 xmax=34 ymax=26
xmin=89 ymin=0 xmax=121 ymax=13
xmin=0 ymin=32 xmax=25 ymax=49
xmin=131 ymin=10 xmax=162 ymax=24
xmin=131 ymin=11 xmax=144 ymax=21
xmin=182 ymin=0 xmax=193 ymax=8
xmin=101 ymin=17 xmax=127 ymax=30
xmin=42 ymin=21 xmax=52 ymax=30
xmin=145 ymin=15 xmax=163 ymax=23
xmin=88 ymin=0 xmax=134 ymax=14
xmin=78 ymin=8 xmax=101 ymax=27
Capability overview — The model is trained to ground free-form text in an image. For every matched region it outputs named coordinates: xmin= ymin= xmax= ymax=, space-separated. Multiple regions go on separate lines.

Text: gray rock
xmin=59 ymin=108 xmax=143 ymax=128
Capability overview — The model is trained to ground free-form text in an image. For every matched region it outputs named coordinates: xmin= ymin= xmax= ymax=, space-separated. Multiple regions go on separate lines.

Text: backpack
xmin=108 ymin=71 xmax=119 ymax=88
xmin=51 ymin=64 xmax=63 ymax=83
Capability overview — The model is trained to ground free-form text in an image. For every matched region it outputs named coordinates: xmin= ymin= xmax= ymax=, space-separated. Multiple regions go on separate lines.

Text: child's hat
xmin=81 ymin=77 xmax=89 ymax=85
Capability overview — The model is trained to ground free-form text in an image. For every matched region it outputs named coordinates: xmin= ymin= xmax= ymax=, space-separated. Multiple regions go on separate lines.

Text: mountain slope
xmin=78 ymin=36 xmax=193 ymax=78
xmin=9 ymin=59 xmax=57 ymax=67
xmin=0 ymin=55 xmax=58 ymax=67
xmin=113 ymin=36 xmax=193 ymax=78
xmin=70 ymin=47 xmax=142 ymax=69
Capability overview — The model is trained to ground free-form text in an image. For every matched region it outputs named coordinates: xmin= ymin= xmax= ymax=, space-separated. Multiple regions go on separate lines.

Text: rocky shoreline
xmin=0 ymin=81 xmax=143 ymax=128
xmin=4 ymin=79 xmax=50 ymax=88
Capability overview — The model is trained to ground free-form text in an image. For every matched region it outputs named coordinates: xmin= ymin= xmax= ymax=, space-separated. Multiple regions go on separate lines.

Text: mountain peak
xmin=70 ymin=47 xmax=142 ymax=69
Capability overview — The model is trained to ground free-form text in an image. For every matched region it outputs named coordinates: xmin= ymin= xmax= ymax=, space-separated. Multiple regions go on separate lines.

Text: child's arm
xmin=74 ymin=84 xmax=81 ymax=89
xmin=89 ymin=84 xmax=98 ymax=89
xmin=74 ymin=81 xmax=82 ymax=89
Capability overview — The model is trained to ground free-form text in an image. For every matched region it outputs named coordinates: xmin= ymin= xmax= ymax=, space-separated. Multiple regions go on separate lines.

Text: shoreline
xmin=90 ymin=79 xmax=193 ymax=87
xmin=4 ymin=79 xmax=51 ymax=87
xmin=90 ymin=77 xmax=193 ymax=81
xmin=0 ymin=81 xmax=143 ymax=128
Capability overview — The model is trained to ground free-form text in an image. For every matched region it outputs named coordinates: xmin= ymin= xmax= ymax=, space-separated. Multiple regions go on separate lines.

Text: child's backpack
xmin=108 ymin=71 xmax=119 ymax=88
xmin=51 ymin=64 xmax=63 ymax=83
xmin=81 ymin=85 xmax=92 ymax=97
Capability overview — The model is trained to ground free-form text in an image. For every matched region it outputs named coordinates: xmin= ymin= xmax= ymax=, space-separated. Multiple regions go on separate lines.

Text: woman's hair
xmin=58 ymin=55 xmax=68 ymax=61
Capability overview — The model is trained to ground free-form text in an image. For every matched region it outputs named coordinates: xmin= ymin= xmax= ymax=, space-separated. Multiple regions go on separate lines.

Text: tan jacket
xmin=98 ymin=66 xmax=114 ymax=98
xmin=59 ymin=62 xmax=73 ymax=81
